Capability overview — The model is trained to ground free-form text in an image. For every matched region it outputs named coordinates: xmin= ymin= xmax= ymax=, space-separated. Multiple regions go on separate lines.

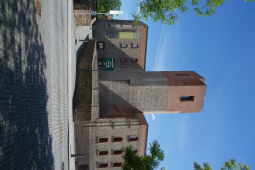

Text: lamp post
xmin=73 ymin=10 xmax=123 ymax=16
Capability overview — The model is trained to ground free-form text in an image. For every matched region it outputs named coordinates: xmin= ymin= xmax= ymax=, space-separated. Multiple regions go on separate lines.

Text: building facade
xmin=74 ymin=18 xmax=207 ymax=170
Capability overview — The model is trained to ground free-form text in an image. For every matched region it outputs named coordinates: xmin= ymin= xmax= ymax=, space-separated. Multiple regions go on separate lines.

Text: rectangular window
xmin=108 ymin=31 xmax=140 ymax=39
xmin=133 ymin=150 xmax=137 ymax=153
xmin=97 ymin=163 xmax=108 ymax=168
xmin=112 ymin=136 xmax=123 ymax=142
xmin=112 ymin=150 xmax=123 ymax=155
xmin=97 ymin=42 xmax=105 ymax=49
xmin=97 ymin=150 xmax=109 ymax=156
xmin=109 ymin=23 xmax=121 ymax=29
xmin=119 ymin=32 xmax=140 ymax=39
xmin=180 ymin=96 xmax=194 ymax=101
xmin=108 ymin=31 xmax=118 ymax=39
xmin=128 ymin=136 xmax=138 ymax=142
xmin=120 ymin=43 xmax=128 ymax=48
xmin=122 ymin=24 xmax=133 ymax=29
xmin=131 ymin=58 xmax=138 ymax=63
xmin=120 ymin=58 xmax=127 ymax=63
xmin=97 ymin=137 xmax=108 ymax=143
xmin=176 ymin=73 xmax=189 ymax=76
xmin=111 ymin=162 xmax=122 ymax=167
xmin=131 ymin=43 xmax=139 ymax=48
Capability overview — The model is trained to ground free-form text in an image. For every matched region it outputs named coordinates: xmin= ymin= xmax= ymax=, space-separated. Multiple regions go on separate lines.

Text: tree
xmin=194 ymin=159 xmax=250 ymax=170
xmin=123 ymin=140 xmax=164 ymax=170
xmin=194 ymin=162 xmax=212 ymax=170
xmin=221 ymin=159 xmax=250 ymax=170
xmin=134 ymin=0 xmax=254 ymax=25
xmin=97 ymin=0 xmax=121 ymax=13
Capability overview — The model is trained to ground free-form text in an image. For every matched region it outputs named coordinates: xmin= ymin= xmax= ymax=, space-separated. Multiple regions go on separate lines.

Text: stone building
xmin=74 ymin=18 xmax=206 ymax=170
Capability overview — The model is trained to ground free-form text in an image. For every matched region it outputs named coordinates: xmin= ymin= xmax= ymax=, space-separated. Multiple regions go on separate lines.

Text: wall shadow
xmin=0 ymin=0 xmax=54 ymax=169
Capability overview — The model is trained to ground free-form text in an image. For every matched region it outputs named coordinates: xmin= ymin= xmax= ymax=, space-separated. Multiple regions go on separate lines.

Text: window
xmin=131 ymin=58 xmax=138 ymax=63
xmin=112 ymin=136 xmax=123 ymax=142
xmin=97 ymin=137 xmax=108 ymax=143
xmin=97 ymin=150 xmax=109 ymax=156
xmin=131 ymin=43 xmax=139 ymax=48
xmin=109 ymin=23 xmax=121 ymax=29
xmin=97 ymin=42 xmax=105 ymax=49
xmin=111 ymin=162 xmax=122 ymax=167
xmin=97 ymin=163 xmax=108 ymax=168
xmin=122 ymin=24 xmax=133 ymax=29
xmin=128 ymin=136 xmax=138 ymax=142
xmin=108 ymin=31 xmax=140 ymax=39
xmin=108 ymin=31 xmax=118 ymax=39
xmin=180 ymin=96 xmax=194 ymax=102
xmin=133 ymin=150 xmax=137 ymax=153
xmin=120 ymin=43 xmax=128 ymax=48
xmin=119 ymin=32 xmax=140 ymax=39
xmin=176 ymin=73 xmax=189 ymax=76
xmin=120 ymin=58 xmax=127 ymax=63
xmin=112 ymin=150 xmax=123 ymax=155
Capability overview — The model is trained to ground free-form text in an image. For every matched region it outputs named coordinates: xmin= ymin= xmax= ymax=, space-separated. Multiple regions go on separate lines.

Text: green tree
xmin=194 ymin=162 xmax=212 ymax=170
xmin=221 ymin=158 xmax=250 ymax=170
xmin=97 ymin=0 xmax=121 ymax=13
xmin=123 ymin=140 xmax=164 ymax=170
xmin=194 ymin=159 xmax=250 ymax=170
xmin=134 ymin=0 xmax=254 ymax=25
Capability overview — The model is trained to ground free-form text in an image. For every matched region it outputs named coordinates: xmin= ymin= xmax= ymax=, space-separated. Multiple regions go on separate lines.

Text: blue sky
xmin=117 ymin=1 xmax=255 ymax=169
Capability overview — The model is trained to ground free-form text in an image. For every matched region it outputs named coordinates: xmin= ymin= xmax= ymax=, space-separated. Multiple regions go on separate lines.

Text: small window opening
xmin=176 ymin=73 xmax=189 ymax=76
xmin=131 ymin=43 xmax=139 ymax=48
xmin=98 ymin=137 xmax=108 ymax=143
xmin=128 ymin=136 xmax=138 ymax=142
xmin=133 ymin=150 xmax=137 ymax=153
xmin=112 ymin=162 xmax=122 ymax=167
xmin=120 ymin=58 xmax=127 ymax=63
xmin=98 ymin=150 xmax=108 ymax=156
xmin=131 ymin=58 xmax=138 ymax=62
xmin=112 ymin=150 xmax=123 ymax=155
xmin=180 ymin=96 xmax=194 ymax=101
xmin=97 ymin=163 xmax=108 ymax=168
xmin=97 ymin=42 xmax=105 ymax=49
xmin=112 ymin=136 xmax=123 ymax=142
xmin=120 ymin=43 xmax=128 ymax=48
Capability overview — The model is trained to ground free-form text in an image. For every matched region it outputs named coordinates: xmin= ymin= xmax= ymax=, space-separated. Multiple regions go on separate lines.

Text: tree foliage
xmin=221 ymin=159 xmax=250 ymax=170
xmin=194 ymin=162 xmax=212 ymax=170
xmin=134 ymin=0 xmax=254 ymax=25
xmin=194 ymin=159 xmax=250 ymax=170
xmin=123 ymin=140 xmax=164 ymax=170
xmin=97 ymin=0 xmax=121 ymax=13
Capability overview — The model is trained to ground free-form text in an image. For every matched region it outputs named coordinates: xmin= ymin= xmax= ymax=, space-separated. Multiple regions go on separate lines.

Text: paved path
xmin=0 ymin=0 xmax=76 ymax=169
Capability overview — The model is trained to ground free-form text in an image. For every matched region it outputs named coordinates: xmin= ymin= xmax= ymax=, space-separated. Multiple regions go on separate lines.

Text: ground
xmin=0 ymin=0 xmax=77 ymax=169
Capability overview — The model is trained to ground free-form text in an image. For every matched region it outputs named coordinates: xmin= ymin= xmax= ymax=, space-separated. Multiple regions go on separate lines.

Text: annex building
xmin=73 ymin=18 xmax=207 ymax=170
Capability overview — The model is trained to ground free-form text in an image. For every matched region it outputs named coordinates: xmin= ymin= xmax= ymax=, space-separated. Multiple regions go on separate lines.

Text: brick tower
xmin=99 ymin=71 xmax=206 ymax=116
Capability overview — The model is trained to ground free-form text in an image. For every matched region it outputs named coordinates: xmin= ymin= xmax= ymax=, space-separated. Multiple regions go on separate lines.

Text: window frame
xmin=128 ymin=135 xmax=138 ymax=142
xmin=97 ymin=137 xmax=108 ymax=143
xmin=97 ymin=150 xmax=109 ymax=156
xmin=131 ymin=58 xmax=138 ymax=63
xmin=112 ymin=149 xmax=123 ymax=155
xmin=97 ymin=42 xmax=105 ymax=49
xmin=131 ymin=43 xmax=139 ymax=48
xmin=111 ymin=162 xmax=122 ymax=167
xmin=97 ymin=162 xmax=108 ymax=168
xmin=120 ymin=43 xmax=128 ymax=48
xmin=180 ymin=96 xmax=194 ymax=102
xmin=112 ymin=136 xmax=123 ymax=142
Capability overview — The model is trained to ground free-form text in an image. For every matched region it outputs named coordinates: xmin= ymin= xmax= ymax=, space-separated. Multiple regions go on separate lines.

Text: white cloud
xmin=152 ymin=24 xmax=183 ymax=71
xmin=151 ymin=114 xmax=156 ymax=120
